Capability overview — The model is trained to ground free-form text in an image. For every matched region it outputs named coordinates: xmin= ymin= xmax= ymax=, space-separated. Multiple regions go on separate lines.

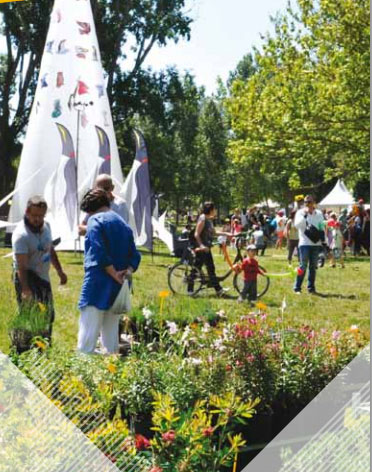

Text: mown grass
xmin=0 ymin=244 xmax=369 ymax=353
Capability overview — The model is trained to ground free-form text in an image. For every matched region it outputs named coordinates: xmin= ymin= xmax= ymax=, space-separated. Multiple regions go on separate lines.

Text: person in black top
xmin=188 ymin=202 xmax=231 ymax=297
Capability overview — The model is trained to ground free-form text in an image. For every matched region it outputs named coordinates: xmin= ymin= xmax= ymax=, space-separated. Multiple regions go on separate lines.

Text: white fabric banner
xmin=8 ymin=0 xmax=123 ymax=249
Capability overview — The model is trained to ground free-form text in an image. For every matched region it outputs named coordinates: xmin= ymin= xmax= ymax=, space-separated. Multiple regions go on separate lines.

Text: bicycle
xmin=168 ymin=233 xmax=270 ymax=298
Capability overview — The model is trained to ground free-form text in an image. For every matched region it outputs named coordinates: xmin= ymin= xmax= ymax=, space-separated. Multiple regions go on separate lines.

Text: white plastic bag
xmin=110 ymin=279 xmax=131 ymax=314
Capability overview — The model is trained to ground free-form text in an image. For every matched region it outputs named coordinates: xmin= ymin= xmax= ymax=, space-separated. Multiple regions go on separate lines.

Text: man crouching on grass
xmin=12 ymin=195 xmax=67 ymax=341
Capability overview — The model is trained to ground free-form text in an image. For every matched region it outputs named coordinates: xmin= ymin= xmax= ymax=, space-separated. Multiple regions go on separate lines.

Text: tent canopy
xmin=318 ymin=180 xmax=355 ymax=208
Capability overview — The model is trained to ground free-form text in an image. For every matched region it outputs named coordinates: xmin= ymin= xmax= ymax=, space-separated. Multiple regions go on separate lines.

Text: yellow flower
xmin=158 ymin=290 xmax=171 ymax=298
xmin=256 ymin=302 xmax=267 ymax=311
xmin=107 ymin=363 xmax=117 ymax=374
xmin=38 ymin=302 xmax=47 ymax=313
xmin=35 ymin=340 xmax=47 ymax=350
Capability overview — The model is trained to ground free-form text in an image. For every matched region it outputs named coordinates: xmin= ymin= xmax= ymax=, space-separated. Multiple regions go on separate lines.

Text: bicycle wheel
xmin=233 ymin=266 xmax=270 ymax=299
xmin=168 ymin=262 xmax=204 ymax=296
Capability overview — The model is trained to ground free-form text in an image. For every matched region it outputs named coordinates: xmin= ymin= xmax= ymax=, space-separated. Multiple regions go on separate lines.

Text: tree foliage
xmin=226 ymin=0 xmax=370 ymax=203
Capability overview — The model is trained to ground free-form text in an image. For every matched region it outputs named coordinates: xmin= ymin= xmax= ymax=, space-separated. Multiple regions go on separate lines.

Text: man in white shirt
xmin=293 ymin=194 xmax=324 ymax=294
xmin=78 ymin=174 xmax=129 ymax=235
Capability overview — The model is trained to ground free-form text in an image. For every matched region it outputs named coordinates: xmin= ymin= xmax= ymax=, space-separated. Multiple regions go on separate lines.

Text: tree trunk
xmin=0 ymin=129 xmax=18 ymax=215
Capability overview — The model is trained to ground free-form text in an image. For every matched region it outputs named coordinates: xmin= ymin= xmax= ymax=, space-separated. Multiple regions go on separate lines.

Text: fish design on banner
xmin=78 ymin=80 xmax=89 ymax=95
xmin=56 ymin=72 xmax=64 ymax=88
xmin=77 ymin=21 xmax=91 ymax=35
xmin=41 ymin=74 xmax=48 ymax=88
xmin=46 ymin=41 xmax=54 ymax=53
xmin=44 ymin=124 xmax=77 ymax=232
xmin=76 ymin=46 xmax=89 ymax=59
xmin=95 ymin=126 xmax=111 ymax=174
xmin=51 ymin=99 xmax=62 ymax=118
xmin=96 ymin=85 xmax=104 ymax=98
xmin=57 ymin=40 xmax=68 ymax=54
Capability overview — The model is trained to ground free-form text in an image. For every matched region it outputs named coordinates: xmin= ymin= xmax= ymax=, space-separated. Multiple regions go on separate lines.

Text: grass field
xmin=0 ymin=244 xmax=369 ymax=353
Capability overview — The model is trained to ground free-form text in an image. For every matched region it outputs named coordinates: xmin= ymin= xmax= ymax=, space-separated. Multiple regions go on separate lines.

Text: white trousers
xmin=77 ymin=306 xmax=120 ymax=354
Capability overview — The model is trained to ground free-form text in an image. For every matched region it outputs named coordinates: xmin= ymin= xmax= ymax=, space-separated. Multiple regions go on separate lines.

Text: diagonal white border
xmin=242 ymin=345 xmax=370 ymax=472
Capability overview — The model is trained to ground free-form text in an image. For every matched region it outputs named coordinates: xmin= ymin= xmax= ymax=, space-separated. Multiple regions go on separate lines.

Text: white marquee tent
xmin=318 ymin=180 xmax=355 ymax=209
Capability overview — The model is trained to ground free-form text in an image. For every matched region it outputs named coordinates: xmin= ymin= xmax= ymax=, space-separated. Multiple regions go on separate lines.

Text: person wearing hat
xmin=234 ymin=244 xmax=266 ymax=304
xmin=293 ymin=195 xmax=324 ymax=294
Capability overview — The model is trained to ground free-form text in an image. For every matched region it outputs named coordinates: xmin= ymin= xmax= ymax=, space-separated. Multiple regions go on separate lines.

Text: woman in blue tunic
xmin=77 ymin=188 xmax=141 ymax=353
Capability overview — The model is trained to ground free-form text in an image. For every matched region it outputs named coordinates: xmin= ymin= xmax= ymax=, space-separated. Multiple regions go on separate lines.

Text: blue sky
xmin=142 ymin=0 xmax=289 ymax=94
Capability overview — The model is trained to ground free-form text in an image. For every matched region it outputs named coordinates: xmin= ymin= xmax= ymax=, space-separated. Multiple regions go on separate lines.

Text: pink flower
xmin=248 ymin=317 xmax=257 ymax=325
xmin=242 ymin=329 xmax=254 ymax=338
xmin=332 ymin=330 xmax=341 ymax=340
xmin=225 ymin=364 xmax=232 ymax=371
xmin=135 ymin=434 xmax=151 ymax=450
xmin=246 ymin=354 xmax=255 ymax=363
xmin=162 ymin=430 xmax=176 ymax=443
xmin=149 ymin=467 xmax=163 ymax=472
xmin=307 ymin=330 xmax=316 ymax=340
xmin=236 ymin=360 xmax=243 ymax=367
xmin=260 ymin=313 xmax=268 ymax=321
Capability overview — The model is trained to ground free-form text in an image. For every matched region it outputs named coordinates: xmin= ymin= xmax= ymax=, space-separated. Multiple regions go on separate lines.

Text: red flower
xmin=236 ymin=360 xmax=243 ymax=368
xmin=225 ymin=364 xmax=232 ymax=371
xmin=135 ymin=434 xmax=151 ymax=450
xmin=202 ymin=426 xmax=214 ymax=437
xmin=149 ymin=467 xmax=163 ymax=472
xmin=161 ymin=430 xmax=176 ymax=443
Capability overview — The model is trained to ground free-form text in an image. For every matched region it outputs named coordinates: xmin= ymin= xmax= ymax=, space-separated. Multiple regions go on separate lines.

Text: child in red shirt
xmin=234 ymin=244 xmax=265 ymax=304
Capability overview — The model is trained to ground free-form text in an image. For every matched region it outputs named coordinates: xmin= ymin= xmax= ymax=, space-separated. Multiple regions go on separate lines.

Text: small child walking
xmin=234 ymin=244 xmax=266 ymax=304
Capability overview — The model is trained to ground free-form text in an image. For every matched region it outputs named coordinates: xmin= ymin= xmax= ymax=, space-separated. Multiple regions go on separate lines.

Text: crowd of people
xmin=9 ymin=183 xmax=369 ymax=354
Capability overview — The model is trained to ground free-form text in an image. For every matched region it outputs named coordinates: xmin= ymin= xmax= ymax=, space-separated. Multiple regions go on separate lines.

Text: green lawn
xmin=0 ymin=244 xmax=369 ymax=353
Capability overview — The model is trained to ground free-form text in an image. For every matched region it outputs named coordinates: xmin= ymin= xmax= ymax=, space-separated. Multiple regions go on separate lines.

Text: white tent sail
xmin=8 ymin=0 xmax=123 ymax=250
xmin=318 ymin=180 xmax=355 ymax=208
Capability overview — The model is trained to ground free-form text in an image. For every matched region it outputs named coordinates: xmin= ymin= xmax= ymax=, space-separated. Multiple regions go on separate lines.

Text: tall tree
xmin=225 ymin=0 xmax=370 ymax=204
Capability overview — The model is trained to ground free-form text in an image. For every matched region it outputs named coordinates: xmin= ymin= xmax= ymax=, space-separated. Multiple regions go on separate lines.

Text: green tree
xmin=225 ymin=0 xmax=370 ymax=205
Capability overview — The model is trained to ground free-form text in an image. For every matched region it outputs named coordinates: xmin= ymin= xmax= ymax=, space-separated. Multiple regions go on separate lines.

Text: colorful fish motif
xmin=78 ymin=80 xmax=89 ymax=95
xmin=76 ymin=46 xmax=89 ymax=59
xmin=57 ymin=40 xmax=68 ymax=54
xmin=51 ymin=99 xmax=62 ymax=118
xmin=96 ymin=85 xmax=104 ymax=98
xmin=46 ymin=41 xmax=54 ymax=53
xmin=41 ymin=74 xmax=48 ymax=88
xmin=77 ymin=21 xmax=91 ymax=35
xmin=56 ymin=72 xmax=64 ymax=88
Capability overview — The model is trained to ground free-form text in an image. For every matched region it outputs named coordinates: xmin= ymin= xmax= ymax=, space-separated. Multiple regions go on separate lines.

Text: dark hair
xmin=26 ymin=195 xmax=47 ymax=211
xmin=80 ymin=188 xmax=110 ymax=213
xmin=202 ymin=201 xmax=215 ymax=215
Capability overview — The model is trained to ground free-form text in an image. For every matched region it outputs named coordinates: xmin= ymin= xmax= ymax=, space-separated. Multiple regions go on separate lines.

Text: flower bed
xmin=11 ymin=306 xmax=366 ymax=471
